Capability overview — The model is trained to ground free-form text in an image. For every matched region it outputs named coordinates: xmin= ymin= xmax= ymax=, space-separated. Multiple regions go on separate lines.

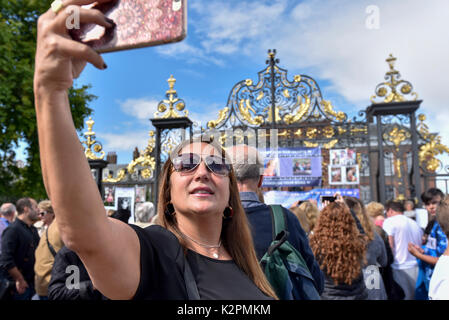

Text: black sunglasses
xmin=172 ymin=153 xmax=231 ymax=176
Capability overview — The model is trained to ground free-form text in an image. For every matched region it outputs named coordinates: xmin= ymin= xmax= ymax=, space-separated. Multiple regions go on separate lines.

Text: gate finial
xmin=370 ymin=54 xmax=418 ymax=103
xmin=154 ymin=75 xmax=189 ymax=119
xmin=266 ymin=49 xmax=280 ymax=65
xmin=82 ymin=116 xmax=106 ymax=160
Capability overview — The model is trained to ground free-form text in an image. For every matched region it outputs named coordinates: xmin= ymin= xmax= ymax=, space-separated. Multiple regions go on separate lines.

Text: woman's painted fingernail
xmin=105 ymin=18 xmax=116 ymax=27
xmin=103 ymin=63 xmax=108 ymax=69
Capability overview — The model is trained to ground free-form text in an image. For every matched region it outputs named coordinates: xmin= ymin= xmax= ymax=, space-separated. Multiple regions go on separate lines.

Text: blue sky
xmin=17 ymin=0 xmax=449 ymax=166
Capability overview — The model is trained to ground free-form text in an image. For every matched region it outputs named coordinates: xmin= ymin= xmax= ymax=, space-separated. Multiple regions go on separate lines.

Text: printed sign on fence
xmin=261 ymin=148 xmax=322 ymax=187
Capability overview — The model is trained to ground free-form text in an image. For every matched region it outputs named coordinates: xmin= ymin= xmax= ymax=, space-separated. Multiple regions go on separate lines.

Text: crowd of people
xmin=0 ymin=197 xmax=157 ymax=300
xmin=1 ymin=0 xmax=447 ymax=301
xmin=290 ymin=187 xmax=449 ymax=300
xmin=1 ymin=141 xmax=448 ymax=301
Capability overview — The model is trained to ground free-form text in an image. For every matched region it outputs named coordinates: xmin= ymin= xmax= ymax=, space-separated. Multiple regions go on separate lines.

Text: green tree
xmin=0 ymin=0 xmax=96 ymax=202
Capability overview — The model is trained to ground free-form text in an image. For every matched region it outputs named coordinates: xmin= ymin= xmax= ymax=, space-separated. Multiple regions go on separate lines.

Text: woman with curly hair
xmin=309 ymin=202 xmax=368 ymax=299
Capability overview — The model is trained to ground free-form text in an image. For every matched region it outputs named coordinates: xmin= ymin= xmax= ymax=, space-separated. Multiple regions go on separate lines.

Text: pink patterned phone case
xmin=70 ymin=0 xmax=187 ymax=53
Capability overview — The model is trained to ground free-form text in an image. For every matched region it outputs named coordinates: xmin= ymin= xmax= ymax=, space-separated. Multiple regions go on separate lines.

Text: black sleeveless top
xmin=130 ymin=224 xmax=271 ymax=300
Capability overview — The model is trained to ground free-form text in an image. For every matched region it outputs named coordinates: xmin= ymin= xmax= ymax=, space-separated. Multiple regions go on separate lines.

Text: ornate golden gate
xmin=99 ymin=50 xmax=448 ymax=207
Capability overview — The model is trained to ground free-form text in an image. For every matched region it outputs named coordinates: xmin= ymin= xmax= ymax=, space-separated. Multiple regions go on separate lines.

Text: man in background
xmin=383 ymin=200 xmax=422 ymax=299
xmin=34 ymin=200 xmax=55 ymax=237
xmin=34 ymin=200 xmax=64 ymax=300
xmin=0 ymin=198 xmax=40 ymax=300
xmin=229 ymin=144 xmax=324 ymax=297
xmin=403 ymin=200 xmax=416 ymax=220
xmin=133 ymin=202 xmax=156 ymax=228
xmin=408 ymin=188 xmax=447 ymax=299
xmin=421 ymin=188 xmax=445 ymax=241
xmin=0 ymin=203 xmax=16 ymax=255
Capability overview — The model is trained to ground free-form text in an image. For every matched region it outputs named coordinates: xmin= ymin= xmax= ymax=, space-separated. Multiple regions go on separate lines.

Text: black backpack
xmin=260 ymin=205 xmax=321 ymax=300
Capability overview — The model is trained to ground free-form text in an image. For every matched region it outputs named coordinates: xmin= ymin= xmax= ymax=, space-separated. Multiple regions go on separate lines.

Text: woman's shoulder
xmin=132 ymin=223 xmax=174 ymax=236
xmin=129 ymin=225 xmax=188 ymax=300
xmin=129 ymin=224 xmax=182 ymax=257
xmin=130 ymin=224 xmax=177 ymax=242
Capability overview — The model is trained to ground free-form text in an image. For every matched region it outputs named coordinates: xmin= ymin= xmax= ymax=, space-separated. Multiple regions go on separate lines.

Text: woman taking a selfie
xmin=33 ymin=0 xmax=275 ymax=300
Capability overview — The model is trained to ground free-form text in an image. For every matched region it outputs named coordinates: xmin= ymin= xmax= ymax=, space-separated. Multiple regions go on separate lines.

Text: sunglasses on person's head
xmin=172 ymin=153 xmax=231 ymax=176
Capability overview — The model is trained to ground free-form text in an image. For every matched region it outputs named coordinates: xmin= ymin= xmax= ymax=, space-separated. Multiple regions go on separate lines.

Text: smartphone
xmin=320 ymin=196 xmax=336 ymax=203
xmin=69 ymin=0 xmax=187 ymax=53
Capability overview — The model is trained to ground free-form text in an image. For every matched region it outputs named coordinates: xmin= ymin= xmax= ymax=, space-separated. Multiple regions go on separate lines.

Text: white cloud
xmin=190 ymin=0 xmax=449 ymax=103
xmin=191 ymin=0 xmax=287 ymax=55
xmin=99 ymin=130 xmax=150 ymax=153
xmin=96 ymin=0 xmax=449 ymax=166
xmin=118 ymin=98 xmax=159 ymax=122
xmin=156 ymin=40 xmax=225 ymax=65
xmin=187 ymin=0 xmax=449 ymax=152
xmin=189 ymin=104 xmax=225 ymax=129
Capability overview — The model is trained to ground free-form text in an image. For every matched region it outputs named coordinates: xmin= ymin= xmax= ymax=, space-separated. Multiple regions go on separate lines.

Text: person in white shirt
xmin=382 ymin=200 xmax=423 ymax=300
xmin=429 ymin=200 xmax=449 ymax=300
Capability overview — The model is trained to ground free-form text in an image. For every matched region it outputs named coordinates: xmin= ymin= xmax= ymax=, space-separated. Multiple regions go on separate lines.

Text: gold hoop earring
xmin=223 ymin=206 xmax=234 ymax=219
xmin=165 ymin=203 xmax=175 ymax=217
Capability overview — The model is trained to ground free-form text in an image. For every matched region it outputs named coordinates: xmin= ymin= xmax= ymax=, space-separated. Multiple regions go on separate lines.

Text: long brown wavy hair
xmin=157 ymin=136 xmax=277 ymax=299
xmin=344 ymin=196 xmax=375 ymax=242
xmin=309 ymin=202 xmax=367 ymax=285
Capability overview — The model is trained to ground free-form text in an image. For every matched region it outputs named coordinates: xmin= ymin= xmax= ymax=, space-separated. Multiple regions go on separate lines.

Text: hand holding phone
xmin=320 ymin=195 xmax=336 ymax=210
xmin=321 ymin=196 xmax=336 ymax=203
xmin=333 ymin=192 xmax=344 ymax=204
xmin=70 ymin=0 xmax=187 ymax=53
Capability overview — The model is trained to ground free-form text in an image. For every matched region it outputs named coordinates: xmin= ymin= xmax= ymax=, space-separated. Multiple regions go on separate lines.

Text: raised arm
xmin=408 ymin=243 xmax=439 ymax=266
xmin=33 ymin=0 xmax=140 ymax=299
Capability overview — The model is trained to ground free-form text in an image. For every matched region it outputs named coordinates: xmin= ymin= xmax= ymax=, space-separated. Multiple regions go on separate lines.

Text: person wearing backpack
xmin=229 ymin=145 xmax=324 ymax=299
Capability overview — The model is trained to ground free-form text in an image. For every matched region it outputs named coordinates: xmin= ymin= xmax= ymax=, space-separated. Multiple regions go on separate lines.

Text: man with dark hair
xmin=384 ymin=200 xmax=405 ymax=214
xmin=408 ymin=188 xmax=448 ymax=299
xmin=421 ymin=188 xmax=444 ymax=207
xmin=383 ymin=200 xmax=423 ymax=299
xmin=421 ymin=188 xmax=445 ymax=238
xmin=229 ymin=144 xmax=324 ymax=298
xmin=0 ymin=198 xmax=40 ymax=300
